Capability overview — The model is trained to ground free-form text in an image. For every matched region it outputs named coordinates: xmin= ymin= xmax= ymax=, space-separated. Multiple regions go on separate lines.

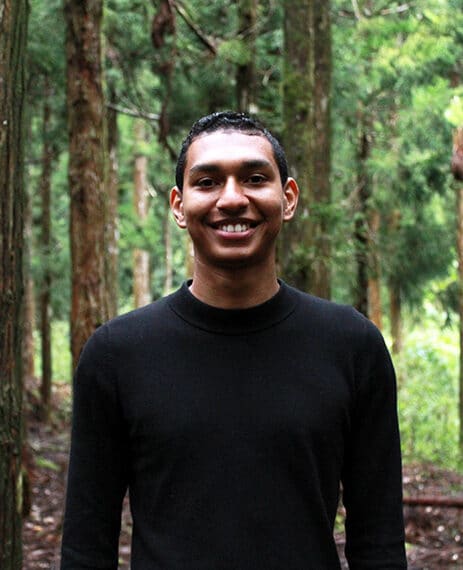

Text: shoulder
xmin=287 ymin=283 xmax=382 ymax=349
xmin=80 ymin=294 xmax=174 ymax=361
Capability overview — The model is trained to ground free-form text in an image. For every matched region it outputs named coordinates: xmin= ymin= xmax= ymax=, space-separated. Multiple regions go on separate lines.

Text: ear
xmin=170 ymin=186 xmax=187 ymax=229
xmin=282 ymin=177 xmax=299 ymax=221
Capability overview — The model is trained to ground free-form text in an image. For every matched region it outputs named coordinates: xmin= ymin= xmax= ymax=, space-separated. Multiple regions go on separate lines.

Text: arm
xmin=61 ymin=325 xmax=129 ymax=569
xmin=342 ymin=323 xmax=406 ymax=569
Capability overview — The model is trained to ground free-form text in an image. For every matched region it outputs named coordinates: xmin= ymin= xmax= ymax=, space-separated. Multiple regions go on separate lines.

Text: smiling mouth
xmin=219 ymin=223 xmax=250 ymax=233
xmin=211 ymin=220 xmax=259 ymax=233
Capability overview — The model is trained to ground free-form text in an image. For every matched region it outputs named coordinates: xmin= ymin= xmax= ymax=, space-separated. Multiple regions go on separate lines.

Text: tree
xmin=106 ymin=89 xmax=120 ymax=319
xmin=353 ymin=108 xmax=372 ymax=317
xmin=236 ymin=0 xmax=257 ymax=112
xmin=39 ymin=78 xmax=54 ymax=421
xmin=133 ymin=120 xmax=151 ymax=307
xmin=281 ymin=0 xmax=332 ymax=297
xmin=0 ymin=0 xmax=29 ymax=566
xmin=65 ymin=0 xmax=109 ymax=370
xmin=452 ymin=127 xmax=463 ymax=459
xmin=311 ymin=0 xmax=332 ymax=298
xmin=22 ymin=186 xmax=36 ymax=381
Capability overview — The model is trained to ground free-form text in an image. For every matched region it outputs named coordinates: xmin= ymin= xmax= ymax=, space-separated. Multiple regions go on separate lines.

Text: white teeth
xmin=220 ymin=223 xmax=249 ymax=233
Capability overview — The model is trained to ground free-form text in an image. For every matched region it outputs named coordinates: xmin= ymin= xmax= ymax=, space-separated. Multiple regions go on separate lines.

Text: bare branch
xmin=404 ymin=495 xmax=463 ymax=508
xmin=380 ymin=3 xmax=414 ymax=16
xmin=173 ymin=0 xmax=217 ymax=55
xmin=338 ymin=2 xmax=415 ymax=19
xmin=106 ymin=103 xmax=160 ymax=123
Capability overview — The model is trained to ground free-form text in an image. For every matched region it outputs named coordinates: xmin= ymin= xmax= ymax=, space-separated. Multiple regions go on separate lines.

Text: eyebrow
xmin=188 ymin=159 xmax=274 ymax=176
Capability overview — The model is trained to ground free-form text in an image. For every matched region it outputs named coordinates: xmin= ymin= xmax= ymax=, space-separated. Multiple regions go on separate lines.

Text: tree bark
xmin=0 ymin=0 xmax=28 ymax=566
xmin=367 ymin=209 xmax=382 ymax=329
xmin=39 ymin=79 xmax=53 ymax=422
xmin=453 ymin=127 xmax=463 ymax=462
xmin=281 ymin=0 xmax=314 ymax=291
xmin=106 ymin=96 xmax=119 ymax=318
xmin=65 ymin=0 xmax=108 ymax=370
xmin=133 ymin=120 xmax=151 ymax=308
xmin=459 ymin=199 xmax=463 ymax=459
xmin=281 ymin=0 xmax=332 ymax=297
xmin=311 ymin=0 xmax=332 ymax=298
xmin=354 ymin=111 xmax=372 ymax=317
xmin=23 ymin=186 xmax=36 ymax=381
xmin=186 ymin=235 xmax=195 ymax=279
xmin=163 ymin=201 xmax=173 ymax=295
xmin=389 ymin=280 xmax=403 ymax=355
xmin=236 ymin=0 xmax=257 ymax=112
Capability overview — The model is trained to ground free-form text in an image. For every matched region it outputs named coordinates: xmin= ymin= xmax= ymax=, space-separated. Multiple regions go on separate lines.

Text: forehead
xmin=185 ymin=130 xmax=277 ymax=172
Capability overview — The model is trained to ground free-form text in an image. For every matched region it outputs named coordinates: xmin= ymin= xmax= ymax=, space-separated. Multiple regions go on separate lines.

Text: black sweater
xmin=61 ymin=281 xmax=406 ymax=569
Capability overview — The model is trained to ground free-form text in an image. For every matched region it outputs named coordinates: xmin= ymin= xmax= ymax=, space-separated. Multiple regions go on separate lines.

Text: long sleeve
xmin=61 ymin=325 xmax=129 ymax=569
xmin=342 ymin=322 xmax=406 ymax=568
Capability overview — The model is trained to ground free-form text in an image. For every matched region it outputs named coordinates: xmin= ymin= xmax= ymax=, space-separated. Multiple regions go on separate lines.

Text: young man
xmin=61 ymin=112 xmax=406 ymax=569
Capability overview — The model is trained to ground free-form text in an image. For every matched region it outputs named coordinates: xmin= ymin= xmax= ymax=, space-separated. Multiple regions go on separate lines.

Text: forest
xmin=2 ymin=0 xmax=463 ymax=567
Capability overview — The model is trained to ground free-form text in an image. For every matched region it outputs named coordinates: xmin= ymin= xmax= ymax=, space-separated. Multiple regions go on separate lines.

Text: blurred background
xmin=3 ymin=0 xmax=463 ymax=567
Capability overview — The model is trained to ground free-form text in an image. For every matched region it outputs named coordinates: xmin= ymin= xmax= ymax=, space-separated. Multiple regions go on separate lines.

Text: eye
xmin=196 ymin=177 xmax=217 ymax=188
xmin=247 ymin=174 xmax=267 ymax=185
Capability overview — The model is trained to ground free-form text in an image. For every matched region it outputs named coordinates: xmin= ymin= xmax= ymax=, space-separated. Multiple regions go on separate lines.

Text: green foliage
xmin=217 ymin=38 xmax=251 ymax=65
xmin=35 ymin=456 xmax=61 ymax=471
xmin=34 ymin=321 xmax=72 ymax=383
xmin=445 ymin=91 xmax=463 ymax=126
xmin=27 ymin=0 xmax=66 ymax=79
xmin=24 ymin=0 xmax=463 ymax=466
xmin=396 ymin=324 xmax=459 ymax=469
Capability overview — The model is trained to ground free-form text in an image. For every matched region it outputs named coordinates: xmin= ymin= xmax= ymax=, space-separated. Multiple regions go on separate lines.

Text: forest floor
xmin=22 ymin=381 xmax=463 ymax=569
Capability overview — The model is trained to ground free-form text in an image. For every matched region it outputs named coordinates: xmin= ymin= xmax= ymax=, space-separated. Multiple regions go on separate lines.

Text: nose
xmin=216 ymin=177 xmax=249 ymax=211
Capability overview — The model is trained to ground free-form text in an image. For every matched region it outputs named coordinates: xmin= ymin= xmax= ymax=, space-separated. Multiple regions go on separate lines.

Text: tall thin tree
xmin=236 ymin=0 xmax=257 ymax=112
xmin=281 ymin=0 xmax=332 ymax=297
xmin=353 ymin=110 xmax=372 ymax=317
xmin=133 ymin=120 xmax=151 ymax=308
xmin=311 ymin=0 xmax=332 ymax=298
xmin=106 ymin=88 xmax=119 ymax=319
xmin=39 ymin=77 xmax=53 ymax=421
xmin=65 ymin=0 xmax=108 ymax=370
xmin=452 ymin=127 xmax=463 ymax=461
xmin=23 ymin=187 xmax=36 ymax=382
xmin=0 ymin=0 xmax=28 ymax=566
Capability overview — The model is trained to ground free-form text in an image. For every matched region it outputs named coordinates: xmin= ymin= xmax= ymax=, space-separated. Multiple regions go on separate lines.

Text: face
xmin=170 ymin=130 xmax=299 ymax=272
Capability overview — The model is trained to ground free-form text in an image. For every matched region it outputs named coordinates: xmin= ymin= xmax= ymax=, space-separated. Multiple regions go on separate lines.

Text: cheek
xmin=263 ymin=196 xmax=285 ymax=218
xmin=183 ymin=195 xmax=212 ymax=216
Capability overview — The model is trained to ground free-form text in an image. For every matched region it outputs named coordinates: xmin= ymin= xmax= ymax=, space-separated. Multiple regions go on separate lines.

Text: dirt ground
xmin=22 ymin=383 xmax=463 ymax=569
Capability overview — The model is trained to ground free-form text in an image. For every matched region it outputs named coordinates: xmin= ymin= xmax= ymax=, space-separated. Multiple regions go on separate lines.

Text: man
xmin=61 ymin=111 xmax=406 ymax=569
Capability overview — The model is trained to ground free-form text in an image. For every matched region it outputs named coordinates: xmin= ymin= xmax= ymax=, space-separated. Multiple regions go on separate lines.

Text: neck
xmin=190 ymin=261 xmax=280 ymax=309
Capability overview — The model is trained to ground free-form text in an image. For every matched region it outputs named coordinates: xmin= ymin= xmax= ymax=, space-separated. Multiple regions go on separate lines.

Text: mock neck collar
xmin=167 ymin=280 xmax=298 ymax=335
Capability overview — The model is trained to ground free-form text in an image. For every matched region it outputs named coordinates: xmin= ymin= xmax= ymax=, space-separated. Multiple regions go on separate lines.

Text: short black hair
xmin=175 ymin=111 xmax=288 ymax=190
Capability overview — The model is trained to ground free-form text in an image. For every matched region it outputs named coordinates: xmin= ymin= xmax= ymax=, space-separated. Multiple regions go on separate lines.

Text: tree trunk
xmin=281 ymin=0 xmax=314 ymax=291
xmin=354 ymin=112 xmax=372 ymax=317
xmin=133 ymin=120 xmax=151 ymax=308
xmin=457 ymin=181 xmax=463 ymax=463
xmin=23 ymin=186 xmax=36 ymax=381
xmin=367 ymin=209 xmax=382 ymax=329
xmin=281 ymin=0 xmax=332 ymax=297
xmin=236 ymin=0 xmax=257 ymax=112
xmin=389 ymin=280 xmax=403 ymax=356
xmin=0 ymin=0 xmax=28 ymax=566
xmin=106 ymin=96 xmax=119 ymax=318
xmin=151 ymin=0 xmax=176 ymax=160
xmin=164 ymin=201 xmax=173 ymax=295
xmin=311 ymin=0 xmax=332 ymax=298
xmin=186 ymin=235 xmax=195 ymax=279
xmin=452 ymin=127 xmax=463 ymax=462
xmin=65 ymin=0 xmax=108 ymax=371
xmin=39 ymin=79 xmax=53 ymax=422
